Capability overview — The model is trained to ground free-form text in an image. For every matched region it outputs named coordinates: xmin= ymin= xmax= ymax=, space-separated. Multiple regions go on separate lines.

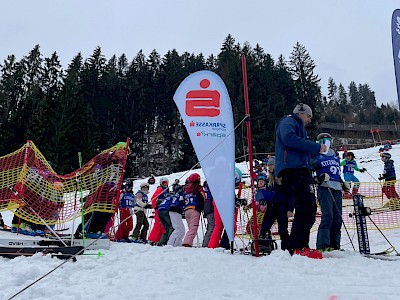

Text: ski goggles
xmin=318 ymin=138 xmax=332 ymax=144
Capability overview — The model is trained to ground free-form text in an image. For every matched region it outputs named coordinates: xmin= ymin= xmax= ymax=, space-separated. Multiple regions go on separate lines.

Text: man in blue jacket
xmin=275 ymin=103 xmax=327 ymax=259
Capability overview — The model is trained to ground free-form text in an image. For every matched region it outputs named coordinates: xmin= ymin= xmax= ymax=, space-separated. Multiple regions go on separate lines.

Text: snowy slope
xmin=1 ymin=144 xmax=400 ymax=300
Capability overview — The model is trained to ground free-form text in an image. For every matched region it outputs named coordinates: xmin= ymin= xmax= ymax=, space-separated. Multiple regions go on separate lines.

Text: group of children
xmin=252 ymin=133 xmax=398 ymax=254
xmin=115 ymin=172 xmax=231 ymax=248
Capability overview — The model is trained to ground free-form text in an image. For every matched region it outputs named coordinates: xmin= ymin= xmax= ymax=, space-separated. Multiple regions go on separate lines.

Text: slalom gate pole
xmin=7 ymin=212 xmax=135 ymax=300
xmin=242 ymin=54 xmax=259 ymax=256
xmin=327 ymin=187 xmax=356 ymax=251
xmin=8 ymin=186 xmax=68 ymax=247
xmin=78 ymin=152 xmax=85 ymax=246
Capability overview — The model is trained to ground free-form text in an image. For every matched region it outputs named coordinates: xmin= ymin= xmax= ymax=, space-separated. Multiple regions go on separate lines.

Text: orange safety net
xmin=236 ymin=181 xmax=400 ymax=237
xmin=0 ymin=140 xmax=128 ymax=225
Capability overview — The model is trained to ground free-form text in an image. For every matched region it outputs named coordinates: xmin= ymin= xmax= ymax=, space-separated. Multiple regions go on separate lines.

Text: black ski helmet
xmin=381 ymin=152 xmax=391 ymax=159
xmin=346 ymin=151 xmax=355 ymax=159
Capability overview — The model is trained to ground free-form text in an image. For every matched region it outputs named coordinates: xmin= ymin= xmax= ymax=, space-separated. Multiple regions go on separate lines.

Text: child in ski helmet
xmin=378 ymin=152 xmax=399 ymax=208
xmin=131 ymin=182 xmax=152 ymax=242
xmin=147 ymin=177 xmax=170 ymax=244
xmin=340 ymin=151 xmax=366 ymax=196
xmin=115 ymin=183 xmax=135 ymax=242
xmin=312 ymin=133 xmax=343 ymax=251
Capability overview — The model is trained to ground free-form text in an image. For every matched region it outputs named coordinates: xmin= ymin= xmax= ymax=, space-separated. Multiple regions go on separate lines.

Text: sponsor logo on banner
xmin=185 ymin=79 xmax=220 ymax=117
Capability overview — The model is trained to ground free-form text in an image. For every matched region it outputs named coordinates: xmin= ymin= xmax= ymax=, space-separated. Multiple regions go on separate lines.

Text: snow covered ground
xmin=1 ymin=144 xmax=400 ymax=300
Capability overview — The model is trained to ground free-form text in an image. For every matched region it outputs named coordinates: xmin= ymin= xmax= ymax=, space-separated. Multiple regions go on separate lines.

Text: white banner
xmin=173 ymin=70 xmax=235 ymax=242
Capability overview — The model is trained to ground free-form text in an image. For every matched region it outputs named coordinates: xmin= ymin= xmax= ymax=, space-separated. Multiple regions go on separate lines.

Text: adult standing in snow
xmin=311 ymin=133 xmax=343 ymax=252
xmin=275 ymin=103 xmax=326 ymax=259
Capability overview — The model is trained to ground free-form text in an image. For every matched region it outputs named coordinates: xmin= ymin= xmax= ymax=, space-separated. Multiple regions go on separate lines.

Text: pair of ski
xmin=0 ymin=245 xmax=84 ymax=261
xmin=351 ymin=194 xmax=399 ymax=261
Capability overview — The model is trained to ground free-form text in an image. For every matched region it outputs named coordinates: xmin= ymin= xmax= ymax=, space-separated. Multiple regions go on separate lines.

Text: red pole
xmin=241 ymin=55 xmax=259 ymax=257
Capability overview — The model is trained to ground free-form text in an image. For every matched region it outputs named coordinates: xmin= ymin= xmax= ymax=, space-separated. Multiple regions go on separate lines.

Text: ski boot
xmin=292 ymin=248 xmax=323 ymax=259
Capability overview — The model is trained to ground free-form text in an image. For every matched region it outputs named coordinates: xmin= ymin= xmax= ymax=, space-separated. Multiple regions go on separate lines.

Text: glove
xmin=144 ymin=204 xmax=152 ymax=209
xmin=315 ymin=173 xmax=330 ymax=184
xmin=360 ymin=168 xmax=366 ymax=173
xmin=378 ymin=175 xmax=384 ymax=181
xmin=341 ymin=181 xmax=351 ymax=192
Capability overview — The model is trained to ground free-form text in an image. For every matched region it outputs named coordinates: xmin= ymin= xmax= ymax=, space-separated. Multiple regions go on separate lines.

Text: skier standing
xmin=167 ymin=191 xmax=185 ymax=247
xmin=182 ymin=173 xmax=205 ymax=247
xmin=131 ymin=182 xmax=152 ymax=242
xmin=311 ymin=133 xmax=343 ymax=252
xmin=147 ymin=177 xmax=169 ymax=244
xmin=379 ymin=152 xmax=399 ymax=209
xmin=115 ymin=183 xmax=135 ymax=242
xmin=340 ymin=151 xmax=366 ymax=197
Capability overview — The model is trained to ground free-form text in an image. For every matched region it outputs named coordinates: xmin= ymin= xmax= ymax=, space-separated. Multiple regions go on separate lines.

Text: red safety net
xmin=0 ymin=140 xmax=128 ymax=225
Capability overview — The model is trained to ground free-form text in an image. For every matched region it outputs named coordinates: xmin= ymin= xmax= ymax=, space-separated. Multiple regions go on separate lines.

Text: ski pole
xmin=366 ymin=170 xmax=382 ymax=186
xmin=7 ymin=212 xmax=135 ymax=300
xmin=366 ymin=215 xmax=400 ymax=256
xmin=8 ymin=186 xmax=68 ymax=247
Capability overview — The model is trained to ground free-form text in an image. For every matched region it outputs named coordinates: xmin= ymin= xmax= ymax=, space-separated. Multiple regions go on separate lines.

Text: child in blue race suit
xmin=312 ymin=133 xmax=344 ymax=251
xmin=340 ymin=151 xmax=366 ymax=196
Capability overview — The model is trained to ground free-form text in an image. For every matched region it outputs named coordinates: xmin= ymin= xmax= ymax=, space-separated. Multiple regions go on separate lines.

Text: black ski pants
xmin=281 ymin=168 xmax=317 ymax=250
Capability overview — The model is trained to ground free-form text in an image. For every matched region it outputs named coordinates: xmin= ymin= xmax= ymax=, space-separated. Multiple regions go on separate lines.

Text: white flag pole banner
xmin=173 ymin=70 xmax=235 ymax=242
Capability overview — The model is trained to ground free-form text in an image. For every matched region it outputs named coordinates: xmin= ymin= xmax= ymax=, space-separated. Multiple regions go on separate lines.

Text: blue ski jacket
xmin=275 ymin=114 xmax=321 ymax=177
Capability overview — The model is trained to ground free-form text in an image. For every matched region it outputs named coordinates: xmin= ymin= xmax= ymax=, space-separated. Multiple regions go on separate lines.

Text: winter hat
xmin=293 ymin=103 xmax=312 ymax=117
xmin=267 ymin=156 xmax=275 ymax=166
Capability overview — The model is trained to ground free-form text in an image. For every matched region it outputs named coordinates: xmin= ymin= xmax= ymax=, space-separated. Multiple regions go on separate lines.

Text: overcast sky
xmin=1 ymin=0 xmax=399 ymax=106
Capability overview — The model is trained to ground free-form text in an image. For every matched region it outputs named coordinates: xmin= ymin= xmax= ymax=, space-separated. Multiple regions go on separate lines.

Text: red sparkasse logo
xmin=185 ymin=79 xmax=220 ymax=117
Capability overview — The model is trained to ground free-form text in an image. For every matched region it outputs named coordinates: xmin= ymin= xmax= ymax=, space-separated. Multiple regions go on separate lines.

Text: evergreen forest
xmin=0 ymin=35 xmax=399 ymax=177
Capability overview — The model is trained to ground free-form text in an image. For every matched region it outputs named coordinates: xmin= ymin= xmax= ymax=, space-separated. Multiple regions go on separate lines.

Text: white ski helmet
xmin=159 ymin=177 xmax=169 ymax=186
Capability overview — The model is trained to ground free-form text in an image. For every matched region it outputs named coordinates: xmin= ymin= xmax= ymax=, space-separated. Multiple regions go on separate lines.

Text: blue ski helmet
xmin=256 ymin=174 xmax=267 ymax=182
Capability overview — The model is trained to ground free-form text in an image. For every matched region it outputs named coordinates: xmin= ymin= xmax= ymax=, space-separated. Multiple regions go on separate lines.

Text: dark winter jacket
xmin=255 ymin=180 xmax=287 ymax=206
xmin=275 ymin=114 xmax=321 ymax=177
xmin=203 ymin=185 xmax=214 ymax=216
xmin=382 ymin=159 xmax=396 ymax=181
